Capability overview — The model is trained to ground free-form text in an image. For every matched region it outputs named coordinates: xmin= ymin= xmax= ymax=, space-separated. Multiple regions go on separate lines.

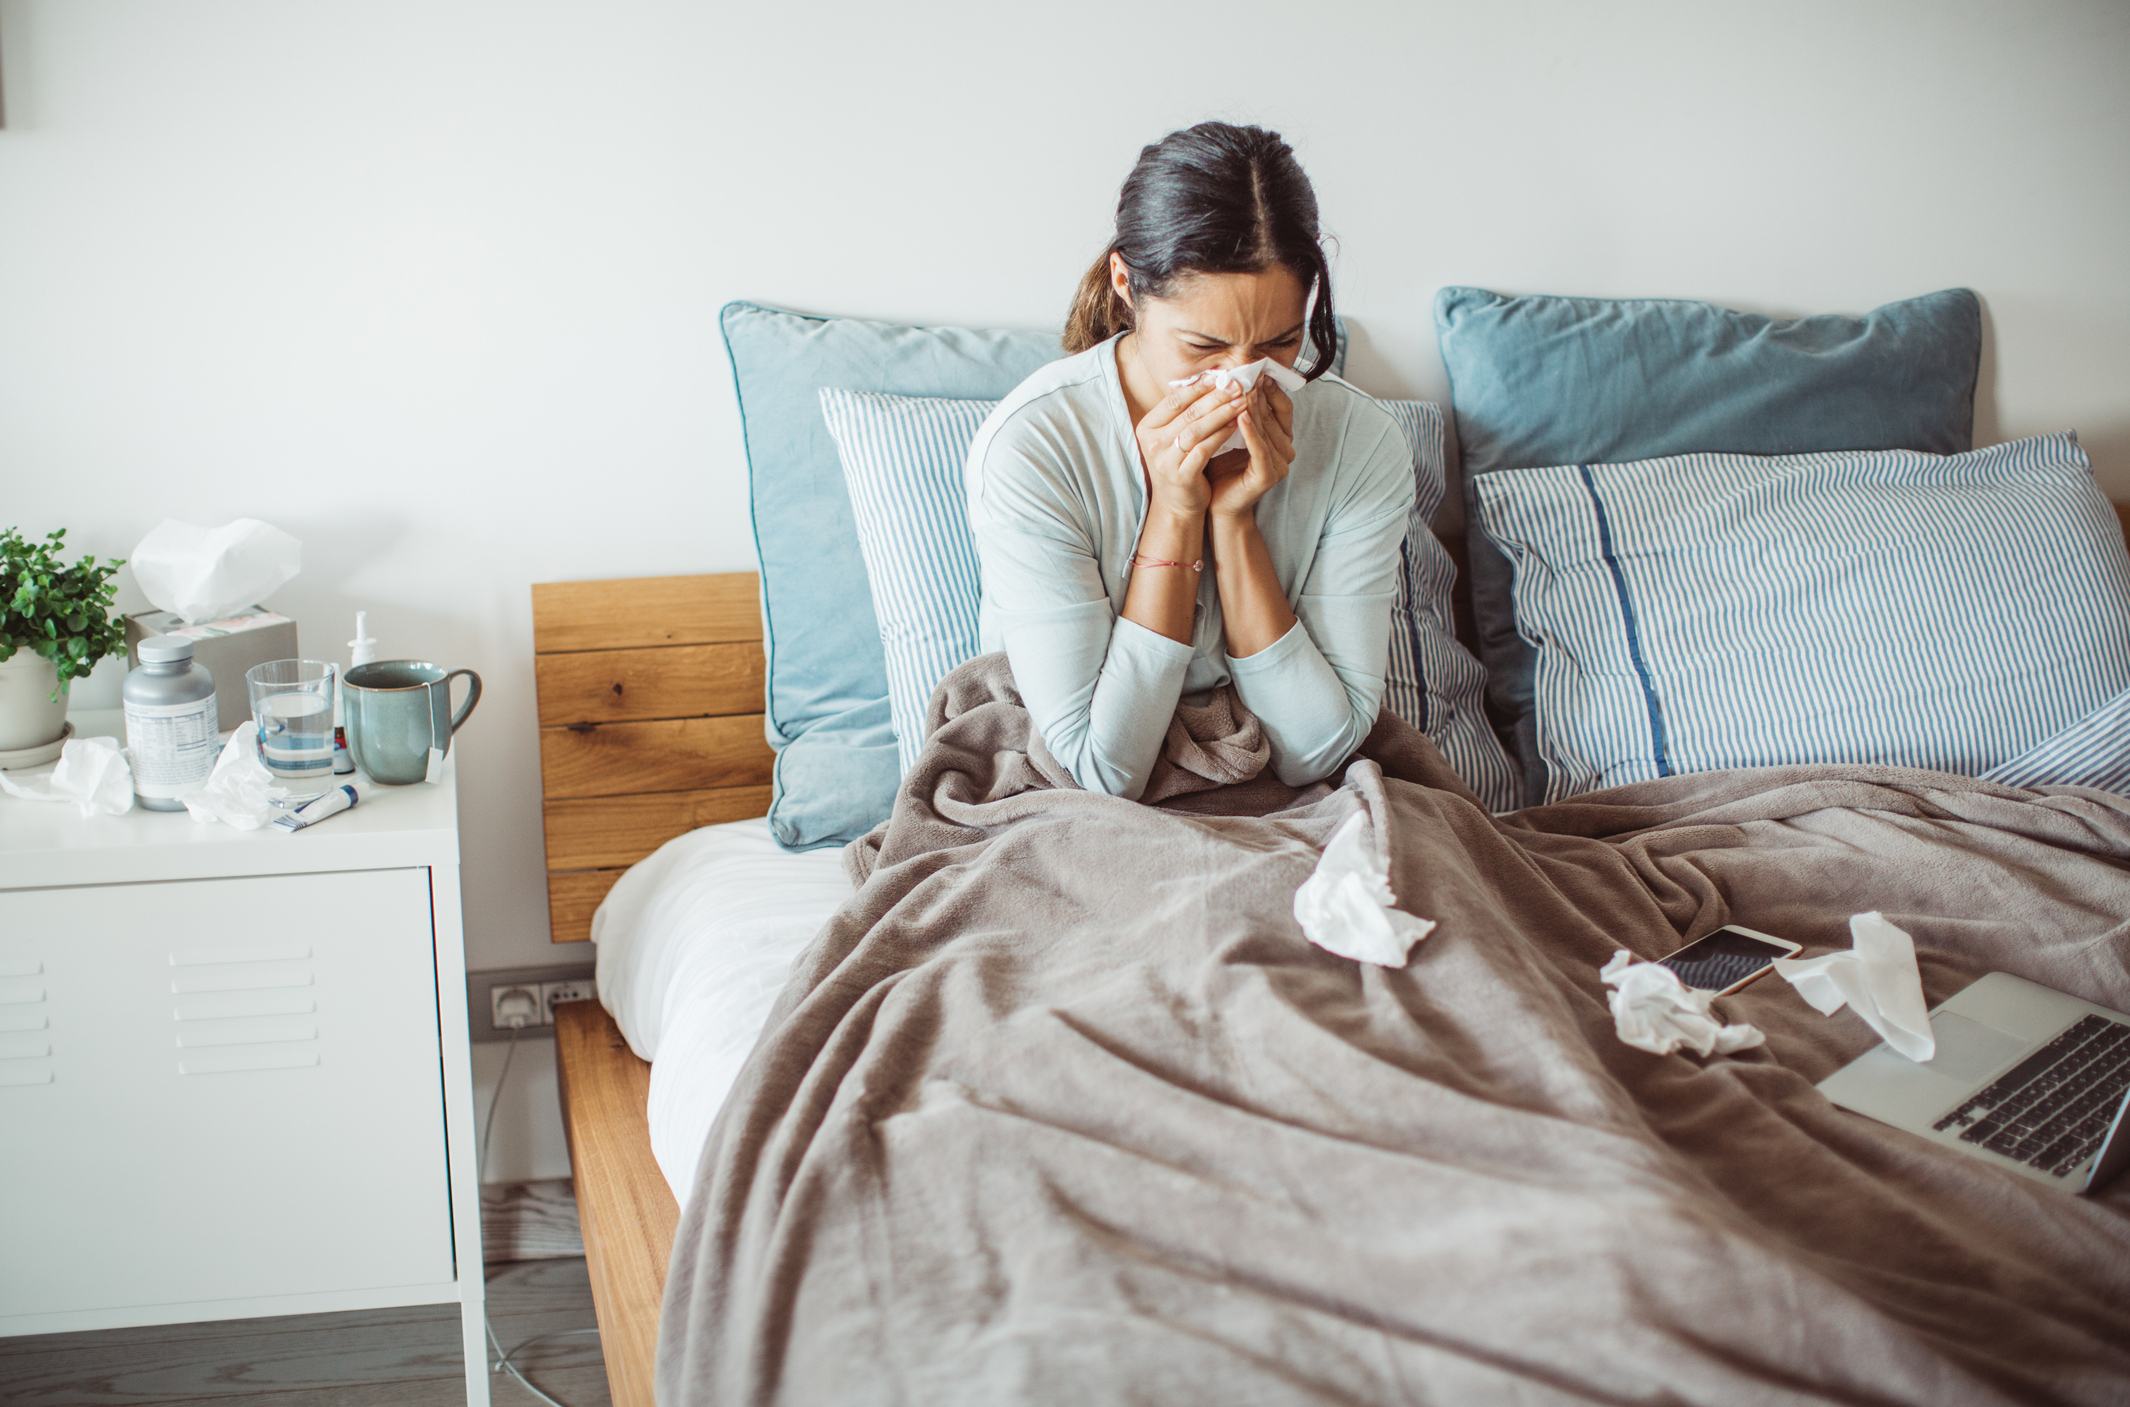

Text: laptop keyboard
xmin=1933 ymin=1014 xmax=2130 ymax=1178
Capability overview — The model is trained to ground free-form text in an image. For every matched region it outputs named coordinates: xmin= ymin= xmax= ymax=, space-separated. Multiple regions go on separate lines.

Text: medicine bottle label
xmin=125 ymin=698 xmax=219 ymax=798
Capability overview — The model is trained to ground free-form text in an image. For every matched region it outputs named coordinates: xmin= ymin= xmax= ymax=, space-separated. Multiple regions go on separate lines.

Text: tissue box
xmin=125 ymin=608 xmax=299 ymax=732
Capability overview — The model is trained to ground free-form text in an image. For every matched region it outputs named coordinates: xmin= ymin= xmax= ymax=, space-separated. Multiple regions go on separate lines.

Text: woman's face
xmin=1111 ymin=255 xmax=1310 ymax=390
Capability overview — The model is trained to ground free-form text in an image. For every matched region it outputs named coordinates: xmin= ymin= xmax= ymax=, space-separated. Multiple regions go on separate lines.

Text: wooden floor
xmin=0 ymin=1255 xmax=610 ymax=1407
xmin=481 ymin=1179 xmax=586 ymax=1265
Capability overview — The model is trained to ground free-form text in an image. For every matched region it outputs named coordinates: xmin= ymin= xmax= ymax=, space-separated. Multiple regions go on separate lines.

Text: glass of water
xmin=246 ymin=659 xmax=338 ymax=795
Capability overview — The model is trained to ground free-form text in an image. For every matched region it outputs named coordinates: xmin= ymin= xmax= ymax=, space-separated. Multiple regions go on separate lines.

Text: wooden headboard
xmin=531 ymin=503 xmax=2130 ymax=942
xmin=532 ymin=573 xmax=773 ymax=943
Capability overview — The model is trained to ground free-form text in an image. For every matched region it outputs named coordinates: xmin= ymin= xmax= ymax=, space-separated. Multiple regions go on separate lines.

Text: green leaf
xmin=0 ymin=526 xmax=126 ymax=674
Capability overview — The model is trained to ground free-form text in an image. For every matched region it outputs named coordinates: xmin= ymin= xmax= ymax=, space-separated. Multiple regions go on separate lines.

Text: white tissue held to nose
xmin=1168 ymin=358 xmax=1309 ymax=456
xmin=1293 ymin=809 xmax=1435 ymax=968
xmin=1599 ymin=951 xmax=1767 ymax=1058
xmin=1773 ymin=911 xmax=1936 ymax=1063
xmin=0 ymin=735 xmax=134 ymax=817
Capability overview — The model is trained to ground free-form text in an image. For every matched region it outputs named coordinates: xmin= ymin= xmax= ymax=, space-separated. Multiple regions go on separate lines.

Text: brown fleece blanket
xmin=660 ymin=654 xmax=2130 ymax=1406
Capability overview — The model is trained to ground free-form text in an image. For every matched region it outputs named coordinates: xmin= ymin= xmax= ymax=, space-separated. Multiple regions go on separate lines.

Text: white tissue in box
xmin=131 ymin=518 xmax=301 ymax=625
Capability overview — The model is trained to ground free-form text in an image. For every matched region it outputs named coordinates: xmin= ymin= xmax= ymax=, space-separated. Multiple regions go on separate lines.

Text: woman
xmin=965 ymin=121 xmax=1413 ymax=800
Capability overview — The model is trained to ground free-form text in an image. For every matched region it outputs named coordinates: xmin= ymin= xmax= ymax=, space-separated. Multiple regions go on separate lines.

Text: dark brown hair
xmin=1063 ymin=122 xmax=1336 ymax=379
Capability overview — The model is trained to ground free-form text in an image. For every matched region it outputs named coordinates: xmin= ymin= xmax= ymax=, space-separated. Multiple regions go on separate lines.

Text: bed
xmin=544 ymin=527 xmax=2130 ymax=1407
xmin=553 ymin=293 xmax=2130 ymax=1404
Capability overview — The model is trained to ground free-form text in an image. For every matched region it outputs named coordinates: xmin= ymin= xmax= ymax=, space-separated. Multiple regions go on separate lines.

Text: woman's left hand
xmin=1205 ymin=377 xmax=1295 ymax=523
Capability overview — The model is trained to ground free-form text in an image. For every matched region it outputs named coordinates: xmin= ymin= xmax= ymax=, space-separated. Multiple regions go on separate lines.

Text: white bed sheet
xmin=591 ymin=817 xmax=852 ymax=1206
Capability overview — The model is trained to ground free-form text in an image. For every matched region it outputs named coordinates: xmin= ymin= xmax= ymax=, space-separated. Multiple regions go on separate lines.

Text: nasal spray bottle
xmin=331 ymin=612 xmax=376 ymax=775
xmin=292 ymin=614 xmax=379 ymax=832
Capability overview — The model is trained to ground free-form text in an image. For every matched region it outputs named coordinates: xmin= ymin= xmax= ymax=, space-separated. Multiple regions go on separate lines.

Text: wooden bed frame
xmin=532 ymin=572 xmax=771 ymax=1407
xmin=534 ymin=501 xmax=2130 ymax=1407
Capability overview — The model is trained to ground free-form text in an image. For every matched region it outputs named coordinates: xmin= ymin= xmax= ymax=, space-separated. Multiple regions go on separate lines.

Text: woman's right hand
xmin=1133 ymin=379 xmax=1246 ymax=521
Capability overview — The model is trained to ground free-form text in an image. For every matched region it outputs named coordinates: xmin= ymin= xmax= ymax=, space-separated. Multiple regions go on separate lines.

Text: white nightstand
xmin=0 ymin=710 xmax=490 ymax=1407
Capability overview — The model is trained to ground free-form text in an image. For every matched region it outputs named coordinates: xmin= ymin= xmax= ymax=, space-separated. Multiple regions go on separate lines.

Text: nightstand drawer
xmin=0 ymin=868 xmax=454 ymax=1317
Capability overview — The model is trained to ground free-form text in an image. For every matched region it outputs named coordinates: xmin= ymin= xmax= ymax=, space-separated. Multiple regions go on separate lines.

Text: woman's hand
xmin=1133 ymin=379 xmax=1247 ymax=521
xmin=1206 ymin=378 xmax=1295 ymax=524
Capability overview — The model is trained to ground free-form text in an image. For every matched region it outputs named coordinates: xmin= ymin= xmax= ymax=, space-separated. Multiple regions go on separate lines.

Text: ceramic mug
xmin=343 ymin=660 xmax=482 ymax=785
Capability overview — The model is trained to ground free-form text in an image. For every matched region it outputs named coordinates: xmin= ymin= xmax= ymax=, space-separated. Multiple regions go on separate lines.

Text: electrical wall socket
xmin=541 ymin=978 xmax=598 ymax=1023
xmin=469 ymin=962 xmax=596 ymax=1043
xmin=491 ymin=985 xmax=543 ymax=1030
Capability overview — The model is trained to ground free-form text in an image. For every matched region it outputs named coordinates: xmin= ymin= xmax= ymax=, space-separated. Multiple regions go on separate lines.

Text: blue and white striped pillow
xmin=819 ymin=389 xmax=992 ymax=773
xmin=1379 ymin=401 xmax=1517 ymax=812
xmin=823 ymin=387 xmax=1512 ymax=805
xmin=1984 ymin=689 xmax=2130 ymax=794
xmin=1473 ymin=431 xmax=2130 ymax=802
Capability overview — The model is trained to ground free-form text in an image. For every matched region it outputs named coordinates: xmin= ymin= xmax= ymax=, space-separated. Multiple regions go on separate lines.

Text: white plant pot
xmin=0 ymin=650 xmax=71 ymax=752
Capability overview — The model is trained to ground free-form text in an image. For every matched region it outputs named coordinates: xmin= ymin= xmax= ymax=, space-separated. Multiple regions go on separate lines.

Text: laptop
xmin=1817 ymin=971 xmax=2130 ymax=1195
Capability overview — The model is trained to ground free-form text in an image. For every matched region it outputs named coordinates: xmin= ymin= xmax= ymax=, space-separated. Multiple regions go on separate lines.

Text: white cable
xmin=479 ymin=999 xmax=598 ymax=1406
xmin=500 ymin=1326 xmax=602 ymax=1366
xmin=487 ymin=1320 xmax=599 ymax=1407
xmin=480 ymin=1019 xmax=523 ymax=1178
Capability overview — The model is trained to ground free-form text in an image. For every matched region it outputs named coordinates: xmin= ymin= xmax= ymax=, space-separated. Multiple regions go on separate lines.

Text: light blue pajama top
xmin=964 ymin=334 xmax=1414 ymax=800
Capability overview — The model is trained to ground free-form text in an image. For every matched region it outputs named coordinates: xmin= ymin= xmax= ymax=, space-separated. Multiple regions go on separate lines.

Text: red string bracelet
xmin=1130 ymin=553 xmax=1203 ymax=572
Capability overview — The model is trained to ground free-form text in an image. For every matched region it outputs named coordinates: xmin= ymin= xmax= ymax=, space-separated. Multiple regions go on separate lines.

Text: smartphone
xmin=1656 ymin=924 xmax=1803 ymax=996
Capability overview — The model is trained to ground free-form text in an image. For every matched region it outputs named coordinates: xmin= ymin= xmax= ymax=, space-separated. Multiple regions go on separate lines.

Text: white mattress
xmin=591 ymin=817 xmax=852 ymax=1206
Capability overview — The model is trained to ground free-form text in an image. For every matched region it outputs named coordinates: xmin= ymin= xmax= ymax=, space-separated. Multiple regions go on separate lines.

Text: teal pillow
xmin=1436 ymin=286 xmax=1982 ymax=806
xmin=721 ymin=302 xmax=1062 ymax=849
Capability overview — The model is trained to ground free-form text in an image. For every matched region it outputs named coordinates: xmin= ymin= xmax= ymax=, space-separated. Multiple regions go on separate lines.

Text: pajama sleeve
xmin=969 ymin=433 xmax=1192 ymax=800
xmin=1225 ymin=416 xmax=1413 ymax=786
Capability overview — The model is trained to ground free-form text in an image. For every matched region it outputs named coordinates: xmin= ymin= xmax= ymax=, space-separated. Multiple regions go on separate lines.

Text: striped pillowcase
xmin=819 ymin=389 xmax=992 ymax=773
xmin=1983 ymin=689 xmax=2130 ymax=794
xmin=1473 ymin=431 xmax=2130 ymax=802
xmin=822 ymin=387 xmax=1512 ymax=807
xmin=1378 ymin=401 xmax=1517 ymax=812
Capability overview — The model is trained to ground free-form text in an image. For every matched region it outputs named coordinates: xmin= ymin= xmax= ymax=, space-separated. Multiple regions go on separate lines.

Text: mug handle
xmin=445 ymin=669 xmax=482 ymax=735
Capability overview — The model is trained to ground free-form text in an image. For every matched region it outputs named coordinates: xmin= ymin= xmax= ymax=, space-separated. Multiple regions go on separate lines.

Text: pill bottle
xmin=124 ymin=636 xmax=218 ymax=811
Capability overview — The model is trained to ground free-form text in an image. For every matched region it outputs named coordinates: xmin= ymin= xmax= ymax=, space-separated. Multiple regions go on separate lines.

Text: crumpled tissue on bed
xmin=0 ymin=735 xmax=133 ymax=816
xmin=1774 ymin=911 xmax=1936 ymax=1062
xmin=1169 ymin=358 xmax=1308 ymax=456
xmin=181 ymin=730 xmax=288 ymax=828
xmin=1600 ymin=950 xmax=1767 ymax=1057
xmin=1293 ymin=809 xmax=1435 ymax=967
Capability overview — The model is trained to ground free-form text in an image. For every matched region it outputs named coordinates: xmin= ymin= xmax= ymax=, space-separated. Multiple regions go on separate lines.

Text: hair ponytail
xmin=1062 ymin=244 xmax=1130 ymax=355
xmin=1062 ymin=122 xmax=1338 ymax=380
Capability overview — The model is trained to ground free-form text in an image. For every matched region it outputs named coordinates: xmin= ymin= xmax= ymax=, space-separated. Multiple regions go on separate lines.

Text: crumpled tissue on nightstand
xmin=1774 ymin=911 xmax=1936 ymax=1063
xmin=1600 ymin=950 xmax=1767 ymax=1057
xmin=1169 ymin=358 xmax=1308 ymax=456
xmin=0 ymin=735 xmax=134 ymax=816
xmin=181 ymin=730 xmax=288 ymax=829
xmin=1293 ymin=809 xmax=1436 ymax=967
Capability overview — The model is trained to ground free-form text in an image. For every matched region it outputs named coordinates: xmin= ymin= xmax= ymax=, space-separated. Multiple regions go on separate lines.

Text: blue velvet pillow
xmin=721 ymin=302 xmax=1061 ymax=849
xmin=1436 ymin=286 xmax=1982 ymax=806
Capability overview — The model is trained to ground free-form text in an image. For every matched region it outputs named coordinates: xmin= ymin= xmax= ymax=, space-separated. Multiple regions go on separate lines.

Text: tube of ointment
xmin=274 ymin=782 xmax=363 ymax=832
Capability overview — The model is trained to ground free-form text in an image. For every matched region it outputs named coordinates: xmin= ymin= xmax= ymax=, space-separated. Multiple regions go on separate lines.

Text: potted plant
xmin=0 ymin=528 xmax=127 ymax=756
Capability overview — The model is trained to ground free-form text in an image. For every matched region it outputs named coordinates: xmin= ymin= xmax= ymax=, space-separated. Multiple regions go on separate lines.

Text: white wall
xmin=5 ymin=0 xmax=2127 ymax=1171
xmin=473 ymin=1035 xmax=569 ymax=1185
